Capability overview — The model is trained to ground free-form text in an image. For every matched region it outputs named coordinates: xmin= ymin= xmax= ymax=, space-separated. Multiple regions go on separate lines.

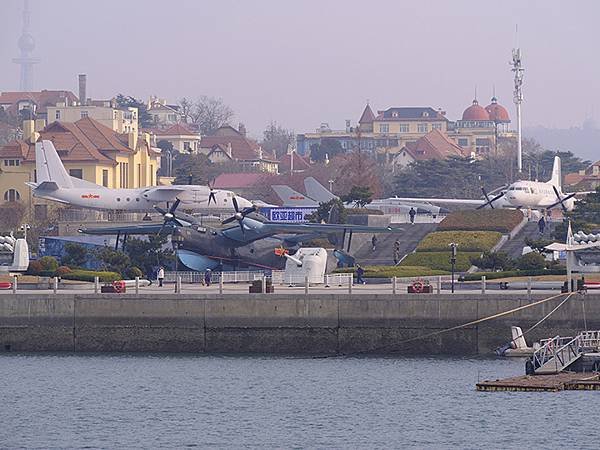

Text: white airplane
xmin=27 ymin=140 xmax=253 ymax=212
xmin=272 ymin=177 xmax=448 ymax=216
xmin=394 ymin=156 xmax=584 ymax=212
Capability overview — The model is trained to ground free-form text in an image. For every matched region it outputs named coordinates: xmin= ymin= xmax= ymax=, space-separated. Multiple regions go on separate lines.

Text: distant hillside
xmin=525 ymin=120 xmax=600 ymax=162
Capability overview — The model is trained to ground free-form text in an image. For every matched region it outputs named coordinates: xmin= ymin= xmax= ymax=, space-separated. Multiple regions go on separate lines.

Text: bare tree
xmin=178 ymin=97 xmax=194 ymax=123
xmin=261 ymin=121 xmax=295 ymax=158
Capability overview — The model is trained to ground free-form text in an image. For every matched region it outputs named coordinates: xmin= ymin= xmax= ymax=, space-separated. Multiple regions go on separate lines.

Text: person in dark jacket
xmin=409 ymin=207 xmax=416 ymax=224
xmin=538 ymin=215 xmax=546 ymax=234
xmin=204 ymin=269 xmax=212 ymax=286
xmin=356 ymin=265 xmax=365 ymax=285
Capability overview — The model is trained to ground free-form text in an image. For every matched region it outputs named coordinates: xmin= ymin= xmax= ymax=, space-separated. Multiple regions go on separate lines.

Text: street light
xmin=449 ymin=242 xmax=457 ymax=293
xmin=20 ymin=223 xmax=31 ymax=243
xmin=328 ymin=180 xmax=334 ymax=192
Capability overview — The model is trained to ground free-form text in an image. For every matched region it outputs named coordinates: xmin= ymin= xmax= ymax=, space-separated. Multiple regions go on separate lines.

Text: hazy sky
xmin=1 ymin=0 xmax=599 ymax=138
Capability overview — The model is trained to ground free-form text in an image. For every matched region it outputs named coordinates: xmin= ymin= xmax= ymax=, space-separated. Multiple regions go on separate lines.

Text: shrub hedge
xmin=416 ymin=231 xmax=502 ymax=253
xmin=400 ymin=251 xmax=480 ymax=272
xmin=438 ymin=209 xmax=524 ymax=233
xmin=61 ymin=270 xmax=121 ymax=282
xmin=333 ymin=265 xmax=448 ymax=278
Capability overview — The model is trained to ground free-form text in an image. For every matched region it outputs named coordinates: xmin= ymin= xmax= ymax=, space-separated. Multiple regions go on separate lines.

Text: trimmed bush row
xmin=400 ymin=251 xmax=480 ymax=272
xmin=461 ymin=268 xmax=566 ymax=281
xmin=438 ymin=209 xmax=523 ymax=233
xmin=61 ymin=270 xmax=122 ymax=282
xmin=416 ymin=231 xmax=502 ymax=253
xmin=333 ymin=265 xmax=448 ymax=278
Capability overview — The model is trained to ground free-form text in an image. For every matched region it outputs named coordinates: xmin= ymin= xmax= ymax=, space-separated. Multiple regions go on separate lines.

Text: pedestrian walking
xmin=157 ymin=266 xmax=165 ymax=287
xmin=409 ymin=207 xmax=416 ymax=224
xmin=538 ymin=216 xmax=546 ymax=234
xmin=356 ymin=265 xmax=366 ymax=285
xmin=371 ymin=234 xmax=378 ymax=251
xmin=393 ymin=240 xmax=401 ymax=264
xmin=204 ymin=269 xmax=212 ymax=287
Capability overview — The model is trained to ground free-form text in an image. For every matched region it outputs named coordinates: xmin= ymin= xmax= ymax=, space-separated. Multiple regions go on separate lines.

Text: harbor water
xmin=1 ymin=353 xmax=598 ymax=449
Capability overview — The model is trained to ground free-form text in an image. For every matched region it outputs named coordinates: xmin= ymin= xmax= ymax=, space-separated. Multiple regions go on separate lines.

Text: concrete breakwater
xmin=0 ymin=293 xmax=597 ymax=355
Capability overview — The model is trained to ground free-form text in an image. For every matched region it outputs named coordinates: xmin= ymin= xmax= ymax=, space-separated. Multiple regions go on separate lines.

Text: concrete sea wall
xmin=0 ymin=293 xmax=597 ymax=355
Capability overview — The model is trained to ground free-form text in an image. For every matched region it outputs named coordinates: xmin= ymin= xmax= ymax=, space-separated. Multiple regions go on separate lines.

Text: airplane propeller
xmin=547 ymin=186 xmax=577 ymax=212
xmin=221 ymin=197 xmax=257 ymax=234
xmin=207 ymin=178 xmax=217 ymax=206
xmin=155 ymin=198 xmax=183 ymax=236
xmin=476 ymin=187 xmax=505 ymax=210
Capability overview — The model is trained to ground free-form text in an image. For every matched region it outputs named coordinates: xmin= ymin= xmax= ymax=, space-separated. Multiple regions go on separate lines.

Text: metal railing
xmin=533 ymin=333 xmax=590 ymax=374
xmin=270 ymin=270 xmax=352 ymax=286
xmin=163 ymin=270 xmax=265 ymax=283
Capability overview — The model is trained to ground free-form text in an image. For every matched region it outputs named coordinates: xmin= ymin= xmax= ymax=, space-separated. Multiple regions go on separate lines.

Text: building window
xmin=137 ymin=163 xmax=142 ymax=186
xmin=399 ymin=124 xmax=409 ymax=133
xmin=55 ymin=110 xmax=61 ymax=120
xmin=417 ymin=123 xmax=428 ymax=133
xmin=458 ymin=138 xmax=468 ymax=147
xmin=80 ymin=111 xmax=89 ymax=118
xmin=102 ymin=169 xmax=109 ymax=187
xmin=379 ymin=124 xmax=389 ymax=133
xmin=69 ymin=168 xmax=83 ymax=179
xmin=4 ymin=189 xmax=20 ymax=202
xmin=432 ymin=123 xmax=442 ymax=131
xmin=183 ymin=141 xmax=191 ymax=151
xmin=119 ymin=162 xmax=129 ymax=188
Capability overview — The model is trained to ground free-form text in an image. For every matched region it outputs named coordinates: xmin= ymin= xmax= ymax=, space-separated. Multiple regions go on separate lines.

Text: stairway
xmin=351 ymin=223 xmax=438 ymax=266
xmin=499 ymin=221 xmax=555 ymax=259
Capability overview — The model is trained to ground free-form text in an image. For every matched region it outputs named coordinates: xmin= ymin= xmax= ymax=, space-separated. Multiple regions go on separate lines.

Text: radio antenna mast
xmin=511 ymin=30 xmax=524 ymax=175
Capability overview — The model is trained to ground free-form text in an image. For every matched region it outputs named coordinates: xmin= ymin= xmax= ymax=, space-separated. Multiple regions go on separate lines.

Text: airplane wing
xmin=545 ymin=242 xmax=600 ymax=251
xmin=141 ymin=187 xmax=189 ymax=202
xmin=259 ymin=222 xmax=402 ymax=235
xmin=79 ymin=223 xmax=173 ymax=235
xmin=304 ymin=177 xmax=337 ymax=203
xmin=391 ymin=197 xmax=485 ymax=206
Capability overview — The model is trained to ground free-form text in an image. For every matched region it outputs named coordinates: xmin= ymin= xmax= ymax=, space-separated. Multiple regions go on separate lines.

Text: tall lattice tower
xmin=12 ymin=0 xmax=40 ymax=91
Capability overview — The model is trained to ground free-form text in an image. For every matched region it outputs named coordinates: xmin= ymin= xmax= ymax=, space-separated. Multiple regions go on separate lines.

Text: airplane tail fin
xmin=549 ymin=156 xmax=561 ymax=188
xmin=511 ymin=326 xmax=528 ymax=349
xmin=35 ymin=140 xmax=73 ymax=189
xmin=304 ymin=177 xmax=337 ymax=203
xmin=271 ymin=185 xmax=316 ymax=207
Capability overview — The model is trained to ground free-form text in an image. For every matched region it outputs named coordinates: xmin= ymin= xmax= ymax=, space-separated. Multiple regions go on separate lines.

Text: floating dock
xmin=477 ymin=372 xmax=600 ymax=392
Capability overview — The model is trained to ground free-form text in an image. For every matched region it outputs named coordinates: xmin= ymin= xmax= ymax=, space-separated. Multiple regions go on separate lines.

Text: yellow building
xmin=47 ymin=101 xmax=138 ymax=135
xmin=0 ymin=117 xmax=160 ymax=218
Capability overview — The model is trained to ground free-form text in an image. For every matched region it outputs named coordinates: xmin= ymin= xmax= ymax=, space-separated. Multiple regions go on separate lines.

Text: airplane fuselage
xmin=33 ymin=185 xmax=252 ymax=212
xmin=504 ymin=180 xmax=575 ymax=211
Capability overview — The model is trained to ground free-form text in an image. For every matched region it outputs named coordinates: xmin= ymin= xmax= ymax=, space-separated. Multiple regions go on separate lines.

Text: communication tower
xmin=511 ymin=47 xmax=524 ymax=174
xmin=12 ymin=0 xmax=40 ymax=91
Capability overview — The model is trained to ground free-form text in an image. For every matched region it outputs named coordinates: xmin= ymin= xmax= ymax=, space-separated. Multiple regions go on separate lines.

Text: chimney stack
xmin=238 ymin=122 xmax=246 ymax=137
xmin=78 ymin=74 xmax=87 ymax=106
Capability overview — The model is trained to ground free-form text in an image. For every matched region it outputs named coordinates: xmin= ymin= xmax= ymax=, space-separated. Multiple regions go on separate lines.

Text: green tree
xmin=516 ymin=252 xmax=546 ymax=270
xmin=125 ymin=235 xmax=174 ymax=277
xmin=61 ymin=243 xmax=88 ymax=268
xmin=341 ymin=185 xmax=374 ymax=207
xmin=172 ymin=153 xmax=213 ymax=185
xmin=310 ymin=138 xmax=344 ymax=163
xmin=469 ymin=251 xmax=513 ymax=271
xmin=309 ymin=199 xmax=348 ymax=224
xmin=96 ymin=247 xmax=131 ymax=276
xmin=115 ymin=94 xmax=154 ymax=128
xmin=261 ymin=121 xmax=295 ymax=158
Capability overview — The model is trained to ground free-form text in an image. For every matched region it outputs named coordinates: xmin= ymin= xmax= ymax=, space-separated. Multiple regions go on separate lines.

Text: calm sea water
xmin=0 ymin=353 xmax=598 ymax=449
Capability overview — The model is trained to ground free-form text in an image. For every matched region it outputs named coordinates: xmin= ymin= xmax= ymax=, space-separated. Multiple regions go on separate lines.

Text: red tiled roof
xmin=200 ymin=126 xmax=262 ymax=160
xmin=0 ymin=90 xmax=78 ymax=115
xmin=485 ymin=97 xmax=510 ymax=123
xmin=0 ymin=117 xmax=135 ymax=163
xmin=277 ymin=152 xmax=311 ymax=172
xmin=564 ymin=173 xmax=585 ymax=186
xmin=213 ymin=172 xmax=264 ymax=189
xmin=153 ymin=123 xmax=198 ymax=136
xmin=462 ymin=99 xmax=490 ymax=121
xmin=402 ymin=129 xmax=466 ymax=161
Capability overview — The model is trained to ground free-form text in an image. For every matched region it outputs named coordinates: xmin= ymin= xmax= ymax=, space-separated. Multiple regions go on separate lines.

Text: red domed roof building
xmin=462 ymin=99 xmax=490 ymax=121
xmin=485 ymin=97 xmax=510 ymax=123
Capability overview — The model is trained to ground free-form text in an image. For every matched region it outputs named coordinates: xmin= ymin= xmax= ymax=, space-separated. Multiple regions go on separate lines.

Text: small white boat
xmin=496 ymin=326 xmax=540 ymax=357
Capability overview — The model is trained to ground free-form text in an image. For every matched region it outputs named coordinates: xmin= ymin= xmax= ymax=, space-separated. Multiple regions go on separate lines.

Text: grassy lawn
xmin=416 ymin=230 xmax=502 ymax=253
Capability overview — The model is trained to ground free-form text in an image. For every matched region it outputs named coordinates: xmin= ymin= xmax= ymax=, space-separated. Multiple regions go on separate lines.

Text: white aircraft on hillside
xmin=394 ymin=156 xmax=586 ymax=212
xmin=27 ymin=140 xmax=253 ymax=212
xmin=272 ymin=177 xmax=449 ymax=215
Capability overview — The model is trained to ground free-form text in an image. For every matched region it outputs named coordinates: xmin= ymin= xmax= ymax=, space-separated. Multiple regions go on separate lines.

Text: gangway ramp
xmin=533 ymin=331 xmax=600 ymax=374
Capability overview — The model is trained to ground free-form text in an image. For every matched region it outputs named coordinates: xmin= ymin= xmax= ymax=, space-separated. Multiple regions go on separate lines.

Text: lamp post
xmin=449 ymin=243 xmax=457 ymax=293
xmin=328 ymin=180 xmax=334 ymax=193
xmin=19 ymin=223 xmax=31 ymax=243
